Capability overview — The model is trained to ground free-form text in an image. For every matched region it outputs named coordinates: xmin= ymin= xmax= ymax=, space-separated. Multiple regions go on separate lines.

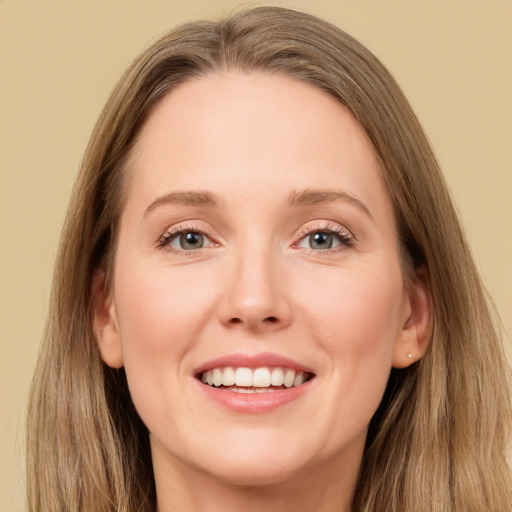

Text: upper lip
xmin=193 ymin=352 xmax=315 ymax=376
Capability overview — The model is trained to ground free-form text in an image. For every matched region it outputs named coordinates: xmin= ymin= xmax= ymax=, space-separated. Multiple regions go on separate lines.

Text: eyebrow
xmin=143 ymin=188 xmax=373 ymax=220
xmin=144 ymin=191 xmax=219 ymax=217
xmin=287 ymin=189 xmax=373 ymax=220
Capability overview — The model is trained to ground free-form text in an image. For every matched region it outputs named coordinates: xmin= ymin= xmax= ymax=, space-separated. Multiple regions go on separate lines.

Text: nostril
xmin=226 ymin=316 xmax=280 ymax=327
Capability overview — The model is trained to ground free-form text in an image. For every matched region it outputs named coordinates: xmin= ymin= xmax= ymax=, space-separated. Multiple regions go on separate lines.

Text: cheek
xmin=298 ymin=263 xmax=404 ymax=370
xmin=112 ymin=261 xmax=219 ymax=387
xmin=300 ymin=265 xmax=404 ymax=438
xmin=111 ymin=260 xmax=227 ymax=440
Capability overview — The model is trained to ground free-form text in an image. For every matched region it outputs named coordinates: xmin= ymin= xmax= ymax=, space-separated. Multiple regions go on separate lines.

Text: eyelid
xmin=156 ymin=221 xmax=220 ymax=252
xmin=296 ymin=219 xmax=353 ymax=238
xmin=293 ymin=220 xmax=355 ymax=251
xmin=155 ymin=219 xmax=354 ymax=254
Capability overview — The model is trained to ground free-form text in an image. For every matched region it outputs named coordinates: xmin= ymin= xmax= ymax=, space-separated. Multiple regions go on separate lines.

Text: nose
xmin=217 ymin=247 xmax=292 ymax=333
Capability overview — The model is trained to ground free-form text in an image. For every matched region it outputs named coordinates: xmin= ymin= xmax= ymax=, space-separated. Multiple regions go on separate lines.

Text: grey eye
xmin=309 ymin=232 xmax=334 ymax=250
xmin=171 ymin=231 xmax=208 ymax=250
xmin=298 ymin=230 xmax=344 ymax=251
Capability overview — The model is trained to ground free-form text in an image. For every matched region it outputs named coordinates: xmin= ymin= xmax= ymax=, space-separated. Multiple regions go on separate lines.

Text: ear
xmin=92 ymin=271 xmax=124 ymax=368
xmin=392 ymin=266 xmax=431 ymax=369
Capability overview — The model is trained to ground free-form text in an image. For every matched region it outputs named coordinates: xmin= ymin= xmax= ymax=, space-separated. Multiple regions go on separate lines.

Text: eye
xmin=300 ymin=231 xmax=339 ymax=250
xmin=171 ymin=231 xmax=209 ymax=250
xmin=158 ymin=228 xmax=214 ymax=252
xmin=296 ymin=223 xmax=353 ymax=252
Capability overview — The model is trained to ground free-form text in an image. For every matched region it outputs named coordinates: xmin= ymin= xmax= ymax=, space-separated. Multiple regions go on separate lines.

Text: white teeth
xmin=270 ymin=367 xmax=284 ymax=386
xmin=293 ymin=372 xmax=305 ymax=387
xmin=235 ymin=367 xmax=253 ymax=387
xmin=200 ymin=366 xmax=310 ymax=390
xmin=222 ymin=366 xmax=236 ymax=386
xmin=230 ymin=387 xmax=278 ymax=394
xmin=283 ymin=369 xmax=296 ymax=388
xmin=253 ymin=367 xmax=271 ymax=387
xmin=213 ymin=368 xmax=223 ymax=387
xmin=237 ymin=387 xmax=254 ymax=394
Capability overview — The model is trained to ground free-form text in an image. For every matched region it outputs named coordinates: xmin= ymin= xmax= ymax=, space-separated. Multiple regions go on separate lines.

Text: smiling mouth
xmin=197 ymin=366 xmax=314 ymax=393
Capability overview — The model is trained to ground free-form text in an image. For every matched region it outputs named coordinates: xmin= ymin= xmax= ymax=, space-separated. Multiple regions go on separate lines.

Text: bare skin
xmin=94 ymin=72 xmax=430 ymax=512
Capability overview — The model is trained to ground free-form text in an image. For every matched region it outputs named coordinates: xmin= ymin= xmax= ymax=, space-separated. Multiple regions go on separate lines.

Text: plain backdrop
xmin=1 ymin=1 xmax=511 ymax=510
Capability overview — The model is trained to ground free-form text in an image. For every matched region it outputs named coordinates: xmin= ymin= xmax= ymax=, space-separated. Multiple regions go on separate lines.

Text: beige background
xmin=1 ymin=1 xmax=511 ymax=510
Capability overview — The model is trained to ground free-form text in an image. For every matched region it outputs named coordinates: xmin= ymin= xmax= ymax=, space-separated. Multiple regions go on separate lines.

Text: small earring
xmin=407 ymin=353 xmax=413 ymax=359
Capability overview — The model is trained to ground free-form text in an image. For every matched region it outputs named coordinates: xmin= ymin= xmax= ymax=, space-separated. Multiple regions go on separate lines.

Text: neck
xmin=152 ymin=445 xmax=359 ymax=512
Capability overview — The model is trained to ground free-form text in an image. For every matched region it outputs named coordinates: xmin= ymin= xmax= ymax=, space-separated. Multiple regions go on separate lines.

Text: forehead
xmin=123 ymin=71 xmax=390 ymax=219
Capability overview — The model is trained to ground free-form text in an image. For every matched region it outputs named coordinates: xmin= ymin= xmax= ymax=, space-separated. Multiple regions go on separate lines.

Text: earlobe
xmin=92 ymin=272 xmax=124 ymax=368
xmin=392 ymin=266 xmax=431 ymax=369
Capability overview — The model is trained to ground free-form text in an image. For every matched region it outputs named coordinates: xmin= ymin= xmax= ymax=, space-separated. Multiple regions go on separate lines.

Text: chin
xmin=179 ymin=430 xmax=315 ymax=487
xmin=201 ymin=455 xmax=308 ymax=488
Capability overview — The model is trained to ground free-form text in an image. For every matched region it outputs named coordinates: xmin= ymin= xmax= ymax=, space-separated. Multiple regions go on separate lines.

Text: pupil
xmin=310 ymin=232 xmax=332 ymax=250
xmin=180 ymin=232 xmax=203 ymax=250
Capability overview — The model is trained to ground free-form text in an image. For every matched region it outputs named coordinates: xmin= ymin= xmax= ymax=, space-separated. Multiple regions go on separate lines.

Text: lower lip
xmin=195 ymin=379 xmax=314 ymax=414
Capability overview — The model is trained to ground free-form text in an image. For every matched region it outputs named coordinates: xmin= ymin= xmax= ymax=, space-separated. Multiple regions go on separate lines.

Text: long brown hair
xmin=26 ymin=6 xmax=511 ymax=511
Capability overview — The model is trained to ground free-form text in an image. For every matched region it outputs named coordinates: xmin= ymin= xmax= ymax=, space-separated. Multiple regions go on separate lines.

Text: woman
xmin=26 ymin=6 xmax=511 ymax=512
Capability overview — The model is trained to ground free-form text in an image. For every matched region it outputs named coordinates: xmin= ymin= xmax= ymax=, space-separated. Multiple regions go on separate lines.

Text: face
xmin=95 ymin=72 xmax=428 ymax=489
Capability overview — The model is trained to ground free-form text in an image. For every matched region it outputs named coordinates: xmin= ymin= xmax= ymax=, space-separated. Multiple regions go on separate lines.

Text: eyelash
xmin=295 ymin=221 xmax=354 ymax=253
xmin=156 ymin=221 xmax=354 ymax=255
xmin=156 ymin=223 xmax=217 ymax=254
